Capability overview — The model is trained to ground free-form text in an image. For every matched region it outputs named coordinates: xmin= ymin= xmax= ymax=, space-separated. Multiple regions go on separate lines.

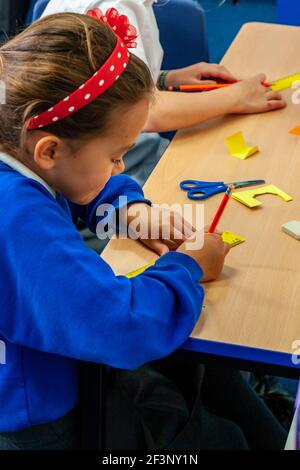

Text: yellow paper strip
xmin=232 ymin=184 xmax=293 ymax=208
xmin=225 ymin=132 xmax=259 ymax=160
xmin=222 ymin=231 xmax=246 ymax=247
xmin=126 ymin=264 xmax=153 ymax=279
xmin=271 ymin=72 xmax=300 ymax=92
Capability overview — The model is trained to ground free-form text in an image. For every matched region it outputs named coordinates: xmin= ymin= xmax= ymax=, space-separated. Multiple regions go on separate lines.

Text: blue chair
xmin=27 ymin=0 xmax=209 ymax=66
xmin=25 ymin=0 xmax=49 ymax=25
xmin=154 ymin=0 xmax=209 ymax=68
xmin=277 ymin=0 xmax=300 ymax=27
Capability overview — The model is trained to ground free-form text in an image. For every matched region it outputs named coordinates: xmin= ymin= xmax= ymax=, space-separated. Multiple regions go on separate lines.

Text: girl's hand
xmin=126 ymin=203 xmax=195 ymax=256
xmin=228 ymin=74 xmax=286 ymax=114
xmin=164 ymin=62 xmax=237 ymax=88
xmin=177 ymin=232 xmax=231 ymax=282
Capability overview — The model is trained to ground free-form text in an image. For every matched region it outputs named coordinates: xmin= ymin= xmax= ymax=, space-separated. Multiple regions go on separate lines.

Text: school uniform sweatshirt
xmin=0 ymin=154 xmax=204 ymax=432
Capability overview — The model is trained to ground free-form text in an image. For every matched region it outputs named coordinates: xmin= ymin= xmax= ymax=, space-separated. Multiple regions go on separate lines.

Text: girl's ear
xmin=33 ymin=136 xmax=63 ymax=170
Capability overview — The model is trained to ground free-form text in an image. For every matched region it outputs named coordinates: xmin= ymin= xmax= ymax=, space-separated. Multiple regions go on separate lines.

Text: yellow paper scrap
xmin=271 ymin=73 xmax=300 ymax=92
xmin=232 ymin=184 xmax=293 ymax=208
xmin=225 ymin=132 xmax=259 ymax=160
xmin=222 ymin=231 xmax=246 ymax=247
xmin=126 ymin=264 xmax=153 ymax=279
xmin=289 ymin=125 xmax=300 ymax=136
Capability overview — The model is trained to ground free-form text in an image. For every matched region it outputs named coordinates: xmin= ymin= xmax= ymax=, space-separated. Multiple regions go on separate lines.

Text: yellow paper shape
xmin=289 ymin=125 xmax=300 ymax=136
xmin=232 ymin=184 xmax=293 ymax=208
xmin=271 ymin=72 xmax=300 ymax=91
xmin=126 ymin=264 xmax=153 ymax=279
xmin=222 ymin=231 xmax=246 ymax=247
xmin=225 ymin=132 xmax=259 ymax=160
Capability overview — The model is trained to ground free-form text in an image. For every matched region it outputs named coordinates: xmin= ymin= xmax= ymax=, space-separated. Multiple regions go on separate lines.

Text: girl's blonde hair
xmin=0 ymin=13 xmax=154 ymax=158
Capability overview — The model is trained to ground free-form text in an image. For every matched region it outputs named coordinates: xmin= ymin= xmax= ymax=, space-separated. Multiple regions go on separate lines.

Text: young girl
xmin=0 ymin=11 xmax=230 ymax=450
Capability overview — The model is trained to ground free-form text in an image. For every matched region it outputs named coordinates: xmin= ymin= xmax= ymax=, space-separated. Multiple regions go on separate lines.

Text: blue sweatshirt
xmin=0 ymin=153 xmax=204 ymax=432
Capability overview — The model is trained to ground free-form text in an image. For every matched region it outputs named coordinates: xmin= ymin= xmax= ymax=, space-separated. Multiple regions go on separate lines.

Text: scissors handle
xmin=180 ymin=180 xmax=227 ymax=200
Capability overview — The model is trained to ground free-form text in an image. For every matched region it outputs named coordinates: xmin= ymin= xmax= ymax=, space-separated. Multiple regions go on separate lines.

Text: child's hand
xmin=177 ymin=232 xmax=230 ymax=282
xmin=228 ymin=74 xmax=286 ymax=114
xmin=164 ymin=62 xmax=236 ymax=87
xmin=126 ymin=203 xmax=195 ymax=256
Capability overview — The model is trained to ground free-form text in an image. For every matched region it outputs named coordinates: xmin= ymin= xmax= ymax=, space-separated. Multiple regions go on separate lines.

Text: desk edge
xmin=182 ymin=337 xmax=300 ymax=370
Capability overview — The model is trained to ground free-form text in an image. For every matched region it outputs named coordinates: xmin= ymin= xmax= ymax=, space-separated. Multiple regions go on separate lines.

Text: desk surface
xmin=102 ymin=23 xmax=300 ymax=370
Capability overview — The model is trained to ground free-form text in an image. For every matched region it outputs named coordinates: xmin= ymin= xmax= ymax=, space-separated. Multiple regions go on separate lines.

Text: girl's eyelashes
xmin=112 ymin=158 xmax=123 ymax=166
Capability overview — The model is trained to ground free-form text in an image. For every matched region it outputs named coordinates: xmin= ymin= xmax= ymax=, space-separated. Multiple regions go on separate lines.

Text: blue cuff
xmin=114 ymin=193 xmax=152 ymax=236
xmin=155 ymin=251 xmax=203 ymax=283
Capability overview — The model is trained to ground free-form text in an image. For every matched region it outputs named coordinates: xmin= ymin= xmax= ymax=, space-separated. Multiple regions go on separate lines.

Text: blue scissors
xmin=180 ymin=179 xmax=265 ymax=201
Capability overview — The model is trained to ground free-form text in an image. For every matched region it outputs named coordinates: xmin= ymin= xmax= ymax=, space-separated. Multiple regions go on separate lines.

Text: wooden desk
xmin=102 ymin=23 xmax=300 ymax=374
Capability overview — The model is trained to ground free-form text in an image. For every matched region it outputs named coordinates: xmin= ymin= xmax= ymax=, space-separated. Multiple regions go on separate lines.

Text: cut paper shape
xmin=282 ymin=221 xmax=300 ymax=240
xmin=232 ymin=184 xmax=293 ymax=208
xmin=225 ymin=132 xmax=259 ymax=160
xmin=222 ymin=231 xmax=246 ymax=247
xmin=126 ymin=264 xmax=153 ymax=279
xmin=289 ymin=125 xmax=300 ymax=136
xmin=271 ymin=72 xmax=300 ymax=91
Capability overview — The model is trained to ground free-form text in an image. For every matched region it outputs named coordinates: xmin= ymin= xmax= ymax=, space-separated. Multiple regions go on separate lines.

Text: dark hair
xmin=0 ymin=13 xmax=154 ymax=158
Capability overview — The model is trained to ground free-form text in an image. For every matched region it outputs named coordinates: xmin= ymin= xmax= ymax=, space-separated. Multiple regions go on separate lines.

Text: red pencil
xmin=208 ymin=186 xmax=233 ymax=234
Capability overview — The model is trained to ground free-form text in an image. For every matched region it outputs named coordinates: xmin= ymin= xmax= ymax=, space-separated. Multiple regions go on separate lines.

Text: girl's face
xmin=29 ymin=99 xmax=150 ymax=204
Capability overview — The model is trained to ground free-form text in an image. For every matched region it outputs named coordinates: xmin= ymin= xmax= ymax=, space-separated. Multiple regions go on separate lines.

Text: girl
xmin=0 ymin=11 xmax=229 ymax=450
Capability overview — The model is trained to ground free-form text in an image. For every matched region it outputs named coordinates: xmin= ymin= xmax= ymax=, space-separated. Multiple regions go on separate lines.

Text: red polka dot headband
xmin=27 ymin=8 xmax=138 ymax=130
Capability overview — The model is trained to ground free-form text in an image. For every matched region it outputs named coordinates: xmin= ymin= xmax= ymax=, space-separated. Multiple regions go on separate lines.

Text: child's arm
xmin=145 ymin=75 xmax=286 ymax=133
xmin=162 ymin=62 xmax=237 ymax=89
xmin=69 ymin=177 xmax=198 ymax=257
xmin=68 ymin=174 xmax=151 ymax=234
xmin=1 ymin=182 xmax=205 ymax=370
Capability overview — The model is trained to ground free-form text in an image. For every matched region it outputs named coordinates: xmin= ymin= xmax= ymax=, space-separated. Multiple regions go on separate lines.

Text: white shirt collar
xmin=0 ymin=152 xmax=56 ymax=199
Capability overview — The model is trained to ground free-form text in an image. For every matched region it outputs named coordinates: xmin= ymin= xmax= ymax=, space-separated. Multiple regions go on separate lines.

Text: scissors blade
xmin=228 ymin=179 xmax=266 ymax=190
